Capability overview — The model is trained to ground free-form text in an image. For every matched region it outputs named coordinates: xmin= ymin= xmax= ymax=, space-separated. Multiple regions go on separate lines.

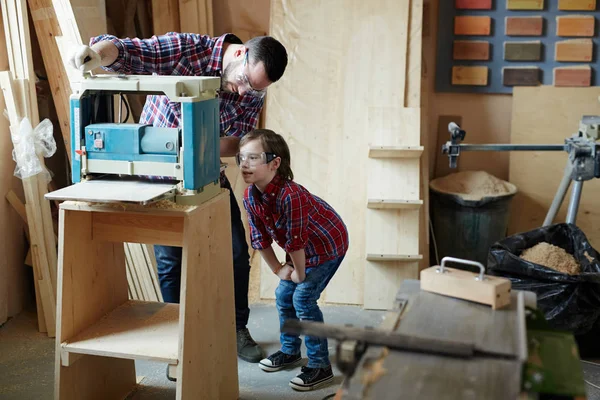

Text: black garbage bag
xmin=488 ymin=223 xmax=600 ymax=336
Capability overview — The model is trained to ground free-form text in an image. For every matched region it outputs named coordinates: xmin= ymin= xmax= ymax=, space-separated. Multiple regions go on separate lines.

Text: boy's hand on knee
xmin=277 ymin=264 xmax=294 ymax=281
xmin=291 ymin=269 xmax=305 ymax=283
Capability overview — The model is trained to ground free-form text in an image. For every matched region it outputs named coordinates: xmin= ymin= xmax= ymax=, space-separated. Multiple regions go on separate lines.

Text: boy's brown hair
xmin=240 ymin=129 xmax=294 ymax=181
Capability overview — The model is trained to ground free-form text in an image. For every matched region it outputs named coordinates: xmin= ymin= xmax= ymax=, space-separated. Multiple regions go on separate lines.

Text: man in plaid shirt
xmin=70 ymin=32 xmax=288 ymax=366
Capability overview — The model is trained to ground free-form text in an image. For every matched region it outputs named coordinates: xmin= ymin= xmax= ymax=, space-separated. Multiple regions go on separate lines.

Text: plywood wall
xmin=509 ymin=86 xmax=600 ymax=247
xmin=213 ymin=0 xmax=269 ymax=39
xmin=264 ymin=0 xmax=423 ymax=306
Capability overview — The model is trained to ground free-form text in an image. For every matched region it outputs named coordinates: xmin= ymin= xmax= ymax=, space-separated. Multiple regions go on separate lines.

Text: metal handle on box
xmin=438 ymin=256 xmax=487 ymax=282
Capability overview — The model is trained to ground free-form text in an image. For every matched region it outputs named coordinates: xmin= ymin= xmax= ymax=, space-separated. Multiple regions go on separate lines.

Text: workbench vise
xmin=62 ymin=74 xmax=222 ymax=205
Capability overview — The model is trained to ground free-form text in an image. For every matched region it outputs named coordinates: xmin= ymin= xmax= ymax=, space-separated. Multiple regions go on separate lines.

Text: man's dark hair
xmin=244 ymin=36 xmax=288 ymax=83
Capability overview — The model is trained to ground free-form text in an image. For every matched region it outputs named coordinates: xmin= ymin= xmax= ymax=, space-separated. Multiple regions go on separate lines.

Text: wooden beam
xmin=6 ymin=189 xmax=28 ymax=224
xmin=28 ymin=0 xmax=73 ymax=160
xmin=0 ymin=0 xmax=58 ymax=336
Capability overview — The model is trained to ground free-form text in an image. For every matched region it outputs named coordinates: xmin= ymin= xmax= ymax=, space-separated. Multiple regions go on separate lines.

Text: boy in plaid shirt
xmin=239 ymin=129 xmax=348 ymax=391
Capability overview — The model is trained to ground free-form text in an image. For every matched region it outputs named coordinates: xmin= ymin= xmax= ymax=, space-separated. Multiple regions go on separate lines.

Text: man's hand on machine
xmin=69 ymin=45 xmax=102 ymax=72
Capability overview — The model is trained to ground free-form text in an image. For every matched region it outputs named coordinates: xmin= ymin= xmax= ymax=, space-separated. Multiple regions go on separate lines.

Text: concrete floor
xmin=0 ymin=302 xmax=386 ymax=400
xmin=3 ymin=300 xmax=600 ymax=399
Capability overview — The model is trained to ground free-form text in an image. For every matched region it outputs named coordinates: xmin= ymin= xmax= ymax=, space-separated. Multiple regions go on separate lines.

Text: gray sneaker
xmin=237 ymin=328 xmax=263 ymax=363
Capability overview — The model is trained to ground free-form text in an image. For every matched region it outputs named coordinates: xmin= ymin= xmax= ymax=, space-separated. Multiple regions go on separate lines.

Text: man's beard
xmin=221 ymin=59 xmax=243 ymax=92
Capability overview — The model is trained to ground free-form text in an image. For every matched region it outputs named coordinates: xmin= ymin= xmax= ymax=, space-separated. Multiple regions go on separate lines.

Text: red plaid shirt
xmin=90 ymin=32 xmax=263 ymax=137
xmin=243 ymin=175 xmax=349 ymax=268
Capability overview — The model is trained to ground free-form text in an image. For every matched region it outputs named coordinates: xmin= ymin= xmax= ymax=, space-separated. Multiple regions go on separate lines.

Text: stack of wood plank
xmin=125 ymin=244 xmax=163 ymax=302
xmin=0 ymin=14 xmax=27 ymax=326
xmin=0 ymin=0 xmax=58 ymax=336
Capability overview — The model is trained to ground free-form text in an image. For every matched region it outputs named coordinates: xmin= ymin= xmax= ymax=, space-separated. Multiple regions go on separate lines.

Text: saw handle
xmin=438 ymin=257 xmax=486 ymax=281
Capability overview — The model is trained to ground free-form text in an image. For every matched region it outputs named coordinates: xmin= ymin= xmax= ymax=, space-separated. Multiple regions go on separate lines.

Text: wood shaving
xmin=520 ymin=242 xmax=580 ymax=275
xmin=430 ymin=170 xmax=517 ymax=201
xmin=74 ymin=200 xmax=194 ymax=211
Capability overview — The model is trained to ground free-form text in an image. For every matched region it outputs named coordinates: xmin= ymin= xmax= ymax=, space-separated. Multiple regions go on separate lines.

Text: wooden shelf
xmin=367 ymin=199 xmax=423 ymax=209
xmin=366 ymin=254 xmax=423 ymax=262
xmin=368 ymin=146 xmax=424 ymax=158
xmin=62 ymin=300 xmax=179 ymax=364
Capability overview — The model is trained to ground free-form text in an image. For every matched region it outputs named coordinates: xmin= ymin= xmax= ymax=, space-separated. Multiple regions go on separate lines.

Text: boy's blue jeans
xmin=275 ymin=255 xmax=345 ymax=369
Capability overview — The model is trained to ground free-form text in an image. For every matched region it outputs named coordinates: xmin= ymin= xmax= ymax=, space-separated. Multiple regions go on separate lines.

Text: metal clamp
xmin=437 ymin=256 xmax=487 ymax=281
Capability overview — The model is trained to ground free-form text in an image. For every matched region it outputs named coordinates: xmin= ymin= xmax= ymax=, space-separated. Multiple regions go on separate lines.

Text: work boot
xmin=289 ymin=365 xmax=334 ymax=391
xmin=237 ymin=328 xmax=263 ymax=363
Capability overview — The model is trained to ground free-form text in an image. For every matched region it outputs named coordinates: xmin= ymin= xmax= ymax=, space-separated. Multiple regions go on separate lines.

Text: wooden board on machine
xmin=508 ymin=86 xmax=600 ymax=248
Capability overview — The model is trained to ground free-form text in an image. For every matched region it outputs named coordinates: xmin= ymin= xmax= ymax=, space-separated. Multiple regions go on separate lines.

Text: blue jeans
xmin=154 ymin=177 xmax=251 ymax=330
xmin=275 ymin=256 xmax=345 ymax=369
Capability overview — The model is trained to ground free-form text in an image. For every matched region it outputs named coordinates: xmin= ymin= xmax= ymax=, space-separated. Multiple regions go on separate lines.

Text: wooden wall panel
xmin=151 ymin=0 xmax=180 ymax=34
xmin=508 ymin=86 xmax=600 ymax=248
xmin=179 ymin=0 xmax=213 ymax=36
xmin=266 ymin=0 xmax=422 ymax=305
xmin=213 ymin=0 xmax=269 ymax=38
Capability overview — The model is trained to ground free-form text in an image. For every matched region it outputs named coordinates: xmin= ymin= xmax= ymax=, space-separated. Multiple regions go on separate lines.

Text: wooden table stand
xmin=54 ymin=191 xmax=238 ymax=400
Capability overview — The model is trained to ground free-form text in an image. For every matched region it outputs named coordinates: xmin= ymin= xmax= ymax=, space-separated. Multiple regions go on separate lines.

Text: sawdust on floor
xmin=430 ymin=170 xmax=517 ymax=201
xmin=520 ymin=242 xmax=580 ymax=275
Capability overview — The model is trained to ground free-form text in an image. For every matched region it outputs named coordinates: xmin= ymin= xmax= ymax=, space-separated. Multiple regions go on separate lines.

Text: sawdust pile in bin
xmin=520 ymin=242 xmax=580 ymax=275
xmin=431 ymin=170 xmax=516 ymax=201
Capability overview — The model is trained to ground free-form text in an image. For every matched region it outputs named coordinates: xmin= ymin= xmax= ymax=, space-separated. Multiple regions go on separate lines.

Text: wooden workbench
xmin=53 ymin=191 xmax=238 ymax=400
xmin=341 ymin=280 xmax=535 ymax=400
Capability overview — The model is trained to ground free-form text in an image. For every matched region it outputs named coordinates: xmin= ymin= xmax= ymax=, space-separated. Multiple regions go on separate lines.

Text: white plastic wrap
xmin=11 ymin=118 xmax=56 ymax=179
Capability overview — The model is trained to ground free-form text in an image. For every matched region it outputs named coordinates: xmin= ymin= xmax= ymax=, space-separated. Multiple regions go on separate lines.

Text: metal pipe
xmin=543 ymin=161 xmax=573 ymax=226
xmin=566 ymin=180 xmax=584 ymax=224
xmin=282 ymin=320 xmax=475 ymax=359
xmin=449 ymin=144 xmax=567 ymax=152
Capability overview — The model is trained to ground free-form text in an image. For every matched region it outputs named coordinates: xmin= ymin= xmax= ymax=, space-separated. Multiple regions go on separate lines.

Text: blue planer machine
xmin=47 ymin=74 xmax=223 ymax=205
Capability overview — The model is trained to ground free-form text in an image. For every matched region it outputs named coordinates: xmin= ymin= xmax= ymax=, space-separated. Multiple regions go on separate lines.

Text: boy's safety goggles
xmin=235 ymin=152 xmax=278 ymax=167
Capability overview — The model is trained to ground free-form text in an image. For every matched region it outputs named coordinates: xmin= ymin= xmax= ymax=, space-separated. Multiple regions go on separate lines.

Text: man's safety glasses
xmin=235 ymin=51 xmax=267 ymax=99
xmin=235 ymin=152 xmax=278 ymax=167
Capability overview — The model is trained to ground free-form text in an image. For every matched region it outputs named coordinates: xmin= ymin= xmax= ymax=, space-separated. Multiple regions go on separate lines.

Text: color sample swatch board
xmin=436 ymin=0 xmax=599 ymax=93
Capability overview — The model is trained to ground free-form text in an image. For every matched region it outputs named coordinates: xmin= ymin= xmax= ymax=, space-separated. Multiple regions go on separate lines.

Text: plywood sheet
xmin=267 ymin=0 xmax=418 ymax=305
xmin=508 ymin=86 xmax=600 ymax=248
xmin=213 ymin=0 xmax=269 ymax=37
xmin=0 ymin=13 xmax=26 ymax=324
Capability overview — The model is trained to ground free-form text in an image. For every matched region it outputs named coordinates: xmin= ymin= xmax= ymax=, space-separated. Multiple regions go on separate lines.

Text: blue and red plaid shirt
xmin=243 ymin=175 xmax=349 ymax=268
xmin=90 ymin=32 xmax=263 ymax=136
